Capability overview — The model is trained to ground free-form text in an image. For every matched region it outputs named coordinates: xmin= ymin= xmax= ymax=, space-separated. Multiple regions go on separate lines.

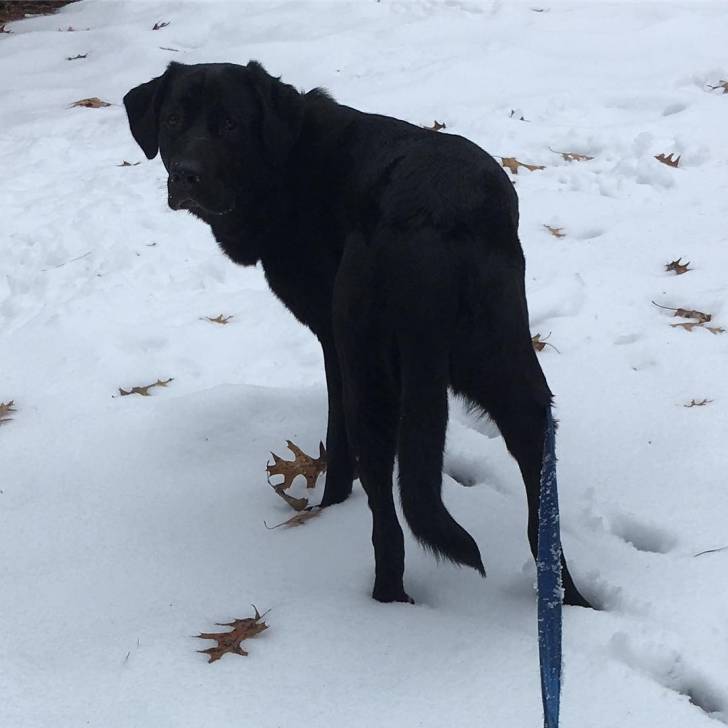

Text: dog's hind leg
xmin=450 ymin=275 xmax=591 ymax=608
xmin=356 ymin=374 xmax=410 ymax=603
xmin=333 ymin=237 xmax=410 ymax=603
xmin=338 ymin=353 xmax=410 ymax=602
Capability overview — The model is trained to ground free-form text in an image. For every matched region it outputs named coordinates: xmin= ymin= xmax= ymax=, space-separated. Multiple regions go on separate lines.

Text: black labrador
xmin=124 ymin=61 xmax=589 ymax=607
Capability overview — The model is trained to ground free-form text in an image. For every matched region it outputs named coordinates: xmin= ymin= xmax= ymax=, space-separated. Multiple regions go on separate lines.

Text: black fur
xmin=124 ymin=61 xmax=590 ymax=607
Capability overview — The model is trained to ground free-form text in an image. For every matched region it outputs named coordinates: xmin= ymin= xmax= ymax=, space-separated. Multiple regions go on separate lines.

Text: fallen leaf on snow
xmin=670 ymin=322 xmax=724 ymax=334
xmin=118 ymin=378 xmax=173 ymax=397
xmin=152 ymin=21 xmax=170 ymax=30
xmin=655 ymin=153 xmax=680 ymax=168
xmin=532 ymin=333 xmax=559 ymax=353
xmin=652 ymin=301 xmax=711 ymax=323
xmin=66 ymin=53 xmax=87 ymax=61
xmin=203 ymin=314 xmax=234 ymax=325
xmin=684 ymin=399 xmax=712 ymax=408
xmin=117 ymin=160 xmax=140 ymax=167
xmin=544 ymin=225 xmax=565 ymax=238
xmin=670 ymin=322 xmax=703 ymax=332
xmin=501 ymin=157 xmax=545 ymax=174
xmin=0 ymin=401 xmax=16 ymax=425
xmin=550 ymin=149 xmax=593 ymax=162
xmin=70 ymin=97 xmax=111 ymax=108
xmin=707 ymin=81 xmax=728 ymax=94
xmin=271 ymin=485 xmax=309 ymax=511
xmin=665 ymin=258 xmax=691 ymax=275
xmin=267 ymin=440 xmax=326 ymax=490
xmin=424 ymin=120 xmax=446 ymax=131
xmin=197 ymin=606 xmax=269 ymax=663
xmin=265 ymin=508 xmax=322 ymax=529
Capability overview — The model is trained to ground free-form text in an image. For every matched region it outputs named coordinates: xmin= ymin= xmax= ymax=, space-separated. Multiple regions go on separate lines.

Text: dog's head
xmin=123 ymin=61 xmax=303 ymax=221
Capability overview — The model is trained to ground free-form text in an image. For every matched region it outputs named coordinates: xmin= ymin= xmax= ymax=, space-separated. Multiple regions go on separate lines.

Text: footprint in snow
xmin=611 ymin=633 xmax=728 ymax=723
xmin=609 ymin=512 xmax=677 ymax=554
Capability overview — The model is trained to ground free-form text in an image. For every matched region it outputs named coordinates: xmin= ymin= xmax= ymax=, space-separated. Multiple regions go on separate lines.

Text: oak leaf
xmin=655 ymin=153 xmax=680 ymax=168
xmin=532 ymin=333 xmax=559 ymax=353
xmin=670 ymin=321 xmax=702 ymax=332
xmin=204 ymin=314 xmax=233 ymax=325
xmin=501 ymin=157 xmax=545 ymax=174
xmin=684 ymin=399 xmax=712 ymax=408
xmin=0 ymin=400 xmax=16 ymax=425
xmin=265 ymin=508 xmax=322 ymax=529
xmin=652 ymin=301 xmax=710 ymax=323
xmin=118 ymin=377 xmax=173 ymax=397
xmin=267 ymin=440 xmax=326 ymax=490
xmin=70 ymin=97 xmax=111 ymax=108
xmin=665 ymin=258 xmax=690 ymax=275
xmin=197 ymin=606 xmax=269 ymax=663
xmin=544 ymin=225 xmax=565 ymax=238
xmin=551 ymin=149 xmax=593 ymax=162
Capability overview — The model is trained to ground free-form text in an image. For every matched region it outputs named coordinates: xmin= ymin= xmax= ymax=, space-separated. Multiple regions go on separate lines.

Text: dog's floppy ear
xmin=246 ymin=60 xmax=304 ymax=168
xmin=123 ymin=70 xmax=169 ymax=160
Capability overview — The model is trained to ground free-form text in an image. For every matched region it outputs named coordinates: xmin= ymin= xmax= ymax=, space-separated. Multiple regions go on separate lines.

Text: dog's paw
xmin=372 ymin=585 xmax=415 ymax=605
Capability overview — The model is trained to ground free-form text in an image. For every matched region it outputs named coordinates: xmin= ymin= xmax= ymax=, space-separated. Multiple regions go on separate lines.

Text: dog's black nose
xmin=169 ymin=160 xmax=203 ymax=189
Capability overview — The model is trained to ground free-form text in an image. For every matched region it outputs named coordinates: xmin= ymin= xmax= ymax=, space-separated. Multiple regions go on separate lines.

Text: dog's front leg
xmin=318 ymin=337 xmax=355 ymax=507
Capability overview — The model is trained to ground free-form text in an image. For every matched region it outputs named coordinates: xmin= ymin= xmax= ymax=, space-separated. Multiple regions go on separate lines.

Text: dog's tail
xmin=397 ymin=357 xmax=486 ymax=576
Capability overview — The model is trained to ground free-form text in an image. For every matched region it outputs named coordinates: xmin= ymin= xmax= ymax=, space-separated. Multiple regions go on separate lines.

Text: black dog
xmin=124 ymin=61 xmax=589 ymax=607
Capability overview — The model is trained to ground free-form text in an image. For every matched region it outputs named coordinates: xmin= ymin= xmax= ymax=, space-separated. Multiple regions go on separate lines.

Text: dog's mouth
xmin=168 ymin=195 xmax=235 ymax=216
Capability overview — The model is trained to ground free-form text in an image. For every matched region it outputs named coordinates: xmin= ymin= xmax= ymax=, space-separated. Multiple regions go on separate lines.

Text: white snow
xmin=1 ymin=1 xmax=727 ymax=726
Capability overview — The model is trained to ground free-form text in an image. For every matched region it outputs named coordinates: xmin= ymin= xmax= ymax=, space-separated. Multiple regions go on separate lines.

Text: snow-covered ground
xmin=1 ymin=1 xmax=727 ymax=726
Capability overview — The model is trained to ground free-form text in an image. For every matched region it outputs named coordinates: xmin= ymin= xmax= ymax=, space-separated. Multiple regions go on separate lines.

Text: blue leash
xmin=537 ymin=407 xmax=563 ymax=728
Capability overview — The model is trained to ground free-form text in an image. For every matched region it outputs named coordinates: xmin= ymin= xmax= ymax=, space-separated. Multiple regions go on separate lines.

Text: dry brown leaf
xmin=706 ymin=325 xmax=726 ymax=335
xmin=197 ymin=606 xmax=269 ymax=663
xmin=271 ymin=485 xmax=309 ymax=511
xmin=0 ymin=400 xmax=16 ymax=425
xmin=665 ymin=258 xmax=691 ymax=275
xmin=670 ymin=321 xmax=702 ymax=332
xmin=267 ymin=440 xmax=327 ymax=490
xmin=66 ymin=53 xmax=87 ymax=61
xmin=684 ymin=399 xmax=713 ymax=408
xmin=70 ymin=97 xmax=111 ymax=109
xmin=265 ymin=507 xmax=322 ymax=530
xmin=707 ymin=81 xmax=728 ymax=94
xmin=118 ymin=377 xmax=173 ymax=397
xmin=551 ymin=149 xmax=593 ymax=162
xmin=117 ymin=160 xmax=140 ymax=167
xmin=423 ymin=120 xmax=446 ymax=131
xmin=655 ymin=153 xmax=680 ymax=168
xmin=532 ymin=333 xmax=559 ymax=353
xmin=544 ymin=225 xmax=565 ymax=238
xmin=204 ymin=314 xmax=233 ymax=325
xmin=152 ymin=20 xmax=170 ymax=30
xmin=501 ymin=157 xmax=545 ymax=174
xmin=652 ymin=301 xmax=711 ymax=324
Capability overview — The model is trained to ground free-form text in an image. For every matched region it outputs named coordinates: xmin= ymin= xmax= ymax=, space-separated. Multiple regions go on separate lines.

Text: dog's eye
xmin=165 ymin=114 xmax=181 ymax=128
xmin=223 ymin=117 xmax=238 ymax=132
